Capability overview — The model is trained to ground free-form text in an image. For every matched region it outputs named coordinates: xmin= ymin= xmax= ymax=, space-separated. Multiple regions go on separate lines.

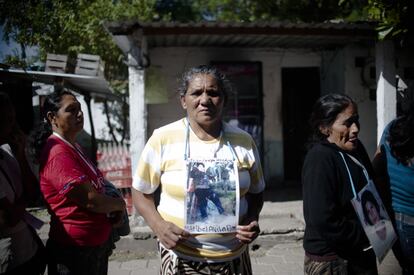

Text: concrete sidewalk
xmin=109 ymin=238 xmax=401 ymax=275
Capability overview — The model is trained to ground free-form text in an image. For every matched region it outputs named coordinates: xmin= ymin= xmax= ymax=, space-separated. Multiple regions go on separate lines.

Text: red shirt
xmin=39 ymin=135 xmax=111 ymax=246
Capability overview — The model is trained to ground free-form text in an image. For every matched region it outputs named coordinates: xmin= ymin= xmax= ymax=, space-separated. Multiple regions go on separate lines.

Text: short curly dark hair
xmin=177 ymin=65 xmax=232 ymax=105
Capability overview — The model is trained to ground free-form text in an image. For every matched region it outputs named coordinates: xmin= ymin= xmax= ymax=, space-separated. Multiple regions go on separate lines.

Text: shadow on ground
xmin=263 ymin=181 xmax=302 ymax=202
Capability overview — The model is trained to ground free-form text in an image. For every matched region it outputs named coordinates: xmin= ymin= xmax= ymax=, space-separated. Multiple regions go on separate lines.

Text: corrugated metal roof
xmin=0 ymin=68 xmax=120 ymax=101
xmin=105 ymin=21 xmax=376 ymax=49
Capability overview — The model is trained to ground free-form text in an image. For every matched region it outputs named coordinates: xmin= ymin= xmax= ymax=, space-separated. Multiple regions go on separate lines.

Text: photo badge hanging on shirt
xmin=184 ymin=158 xmax=240 ymax=234
xmin=351 ymin=181 xmax=397 ymax=263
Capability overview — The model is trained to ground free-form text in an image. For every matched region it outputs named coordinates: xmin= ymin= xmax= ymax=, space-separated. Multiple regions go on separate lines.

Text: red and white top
xmin=39 ymin=134 xmax=111 ymax=246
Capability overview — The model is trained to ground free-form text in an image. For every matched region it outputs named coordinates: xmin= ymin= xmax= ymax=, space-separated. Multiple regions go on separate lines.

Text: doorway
xmin=282 ymin=67 xmax=320 ymax=182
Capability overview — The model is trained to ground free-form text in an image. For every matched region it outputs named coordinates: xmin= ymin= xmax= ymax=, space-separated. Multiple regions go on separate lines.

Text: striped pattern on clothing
xmin=159 ymin=243 xmax=252 ymax=275
xmin=133 ymin=118 xmax=265 ymax=262
xmin=304 ymin=255 xmax=348 ymax=275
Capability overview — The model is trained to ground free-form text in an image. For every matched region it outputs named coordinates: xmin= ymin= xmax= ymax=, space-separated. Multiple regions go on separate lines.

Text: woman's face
xmin=49 ymin=94 xmax=83 ymax=137
xmin=180 ymin=73 xmax=225 ymax=128
xmin=325 ymin=104 xmax=359 ymax=151
xmin=365 ymin=201 xmax=380 ymax=225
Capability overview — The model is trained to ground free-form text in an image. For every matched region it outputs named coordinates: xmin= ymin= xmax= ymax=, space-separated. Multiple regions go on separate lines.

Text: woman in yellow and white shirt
xmin=132 ymin=65 xmax=265 ymax=274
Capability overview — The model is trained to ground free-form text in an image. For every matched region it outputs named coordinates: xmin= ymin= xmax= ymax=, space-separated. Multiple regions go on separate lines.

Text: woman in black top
xmin=302 ymin=94 xmax=378 ymax=275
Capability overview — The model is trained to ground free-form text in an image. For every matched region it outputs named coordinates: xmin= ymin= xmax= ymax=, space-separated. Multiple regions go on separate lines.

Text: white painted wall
xmin=79 ymin=98 xmax=109 ymax=140
xmin=128 ymin=58 xmax=147 ymax=174
xmin=77 ymin=95 xmax=126 ymax=143
xmin=343 ymin=45 xmax=378 ymax=157
xmin=375 ymin=41 xmax=397 ymax=147
xmin=321 ymin=49 xmax=345 ymax=95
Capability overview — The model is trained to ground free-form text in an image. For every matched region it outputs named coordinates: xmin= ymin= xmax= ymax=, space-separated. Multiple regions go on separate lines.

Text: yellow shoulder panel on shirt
xmin=175 ymin=242 xmax=246 ymax=259
xmin=159 ymin=210 xmax=185 ymax=228
xmin=135 ymin=161 xmax=160 ymax=185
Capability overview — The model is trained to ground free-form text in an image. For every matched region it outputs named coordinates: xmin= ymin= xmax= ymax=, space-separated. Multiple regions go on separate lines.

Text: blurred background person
xmin=373 ymin=86 xmax=414 ymax=275
xmin=0 ymin=92 xmax=45 ymax=275
xmin=302 ymin=94 xmax=377 ymax=274
xmin=32 ymin=90 xmax=126 ymax=275
xmin=132 ymin=65 xmax=265 ymax=274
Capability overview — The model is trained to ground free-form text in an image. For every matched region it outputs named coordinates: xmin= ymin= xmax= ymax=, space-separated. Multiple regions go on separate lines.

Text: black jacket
xmin=302 ymin=140 xmax=374 ymax=260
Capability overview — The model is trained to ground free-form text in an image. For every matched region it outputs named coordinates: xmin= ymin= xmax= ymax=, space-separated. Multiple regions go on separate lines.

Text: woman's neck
xmin=53 ymin=130 xmax=76 ymax=145
xmin=188 ymin=119 xmax=222 ymax=141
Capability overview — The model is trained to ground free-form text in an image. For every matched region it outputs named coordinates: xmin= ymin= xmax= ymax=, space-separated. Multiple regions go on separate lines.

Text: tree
xmin=0 ymin=0 xmax=158 ymax=79
xmin=365 ymin=0 xmax=412 ymax=43
xmin=190 ymin=0 xmax=368 ymax=23
xmin=0 ymin=0 xmax=159 ymax=142
xmin=4 ymin=0 xmax=403 ymax=142
xmin=339 ymin=0 xmax=412 ymax=44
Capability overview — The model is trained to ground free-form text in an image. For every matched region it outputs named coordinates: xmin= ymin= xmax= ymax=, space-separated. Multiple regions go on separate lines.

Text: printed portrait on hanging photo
xmin=351 ymin=183 xmax=397 ymax=262
xmin=185 ymin=159 xmax=239 ymax=234
xmin=361 ymin=190 xmax=387 ymax=240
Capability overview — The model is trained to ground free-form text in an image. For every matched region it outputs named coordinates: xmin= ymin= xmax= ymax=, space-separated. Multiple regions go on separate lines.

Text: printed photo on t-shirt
xmin=184 ymin=159 xmax=239 ymax=234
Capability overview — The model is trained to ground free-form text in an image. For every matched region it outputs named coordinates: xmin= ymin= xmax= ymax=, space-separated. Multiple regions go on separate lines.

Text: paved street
xmin=35 ymin=187 xmax=403 ymax=274
xmin=108 ymin=236 xmax=402 ymax=275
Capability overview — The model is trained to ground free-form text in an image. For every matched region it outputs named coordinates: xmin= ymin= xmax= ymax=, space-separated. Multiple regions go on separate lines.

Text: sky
xmin=0 ymin=26 xmax=38 ymax=63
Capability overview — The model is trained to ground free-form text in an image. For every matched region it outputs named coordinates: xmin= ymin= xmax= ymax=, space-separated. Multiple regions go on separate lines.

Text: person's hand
xmin=236 ymin=220 xmax=260 ymax=244
xmin=154 ymin=220 xmax=190 ymax=249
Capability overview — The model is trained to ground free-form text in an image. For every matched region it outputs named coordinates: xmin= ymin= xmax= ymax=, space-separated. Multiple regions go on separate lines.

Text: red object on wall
xmin=98 ymin=142 xmax=133 ymax=215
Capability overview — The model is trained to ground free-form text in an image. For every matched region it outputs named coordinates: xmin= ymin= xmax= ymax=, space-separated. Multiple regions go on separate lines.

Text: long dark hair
xmin=31 ymin=90 xmax=74 ymax=160
xmin=308 ymin=93 xmax=356 ymax=146
xmin=177 ymin=65 xmax=232 ymax=105
xmin=388 ymin=91 xmax=414 ymax=165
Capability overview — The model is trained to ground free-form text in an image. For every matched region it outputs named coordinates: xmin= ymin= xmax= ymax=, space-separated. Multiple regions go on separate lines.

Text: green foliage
xmin=366 ymin=0 xmax=409 ymax=41
xmin=5 ymin=0 xmax=406 ymax=141
xmin=3 ymin=54 xmax=28 ymax=68
xmin=0 ymin=0 xmax=375 ymax=75
xmin=0 ymin=0 xmax=157 ymax=79
xmin=191 ymin=0 xmax=368 ymax=23
xmin=340 ymin=0 xmax=411 ymax=42
xmin=0 ymin=0 xmax=159 ymax=141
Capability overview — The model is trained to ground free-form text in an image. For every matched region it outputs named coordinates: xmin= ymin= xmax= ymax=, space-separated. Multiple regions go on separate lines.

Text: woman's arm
xmin=372 ymin=145 xmax=393 ymax=213
xmin=244 ymin=192 xmax=264 ymax=223
xmin=236 ymin=191 xmax=263 ymax=243
xmin=132 ymin=188 xmax=189 ymax=249
xmin=67 ymin=182 xmax=126 ymax=214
